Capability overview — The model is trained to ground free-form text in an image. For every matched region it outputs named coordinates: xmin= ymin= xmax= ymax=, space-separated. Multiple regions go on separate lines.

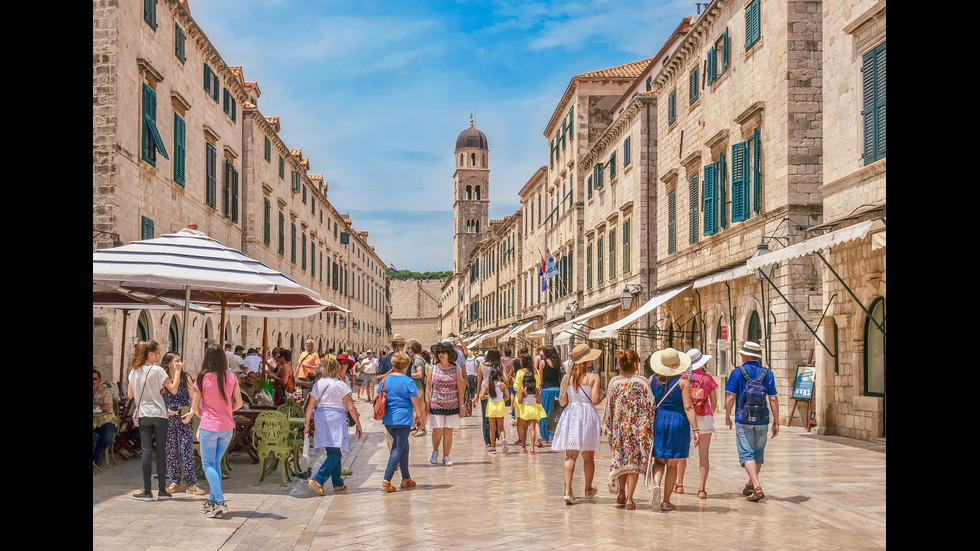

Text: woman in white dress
xmin=551 ymin=343 xmax=603 ymax=505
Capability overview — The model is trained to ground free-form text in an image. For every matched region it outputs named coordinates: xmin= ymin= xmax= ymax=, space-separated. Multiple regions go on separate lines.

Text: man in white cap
xmin=724 ymin=340 xmax=779 ymax=503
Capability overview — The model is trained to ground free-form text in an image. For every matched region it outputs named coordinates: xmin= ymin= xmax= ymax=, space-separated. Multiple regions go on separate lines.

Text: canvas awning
xmin=501 ymin=320 xmax=535 ymax=341
xmin=469 ymin=327 xmax=509 ymax=348
xmin=746 ymin=219 xmax=880 ymax=272
xmin=527 ymin=328 xmax=547 ymax=339
xmin=692 ymin=265 xmax=754 ymax=289
xmin=588 ymin=285 xmax=692 ymax=340
xmin=553 ymin=303 xmax=620 ymax=335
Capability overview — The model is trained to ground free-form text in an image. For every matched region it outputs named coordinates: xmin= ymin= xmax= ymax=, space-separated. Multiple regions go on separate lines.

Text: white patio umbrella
xmin=93 ymin=226 xmax=329 ymax=360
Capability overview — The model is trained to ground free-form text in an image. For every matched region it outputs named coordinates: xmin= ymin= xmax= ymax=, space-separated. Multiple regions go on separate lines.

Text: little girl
xmin=519 ymin=371 xmax=547 ymax=454
xmin=480 ymin=367 xmax=509 ymax=454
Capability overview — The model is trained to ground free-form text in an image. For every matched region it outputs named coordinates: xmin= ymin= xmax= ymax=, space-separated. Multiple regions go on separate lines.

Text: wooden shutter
xmin=746 ymin=0 xmax=760 ymax=49
xmin=212 ymin=74 xmax=220 ymax=101
xmin=588 ymin=175 xmax=593 ymax=199
xmin=231 ymin=166 xmax=239 ymax=223
xmin=568 ymin=106 xmax=574 ymax=138
xmin=717 ymin=152 xmax=727 ymax=229
xmin=752 ymin=129 xmax=761 ymax=213
xmin=206 ymin=143 xmax=217 ymax=208
xmin=264 ymin=136 xmax=271 ymax=161
xmin=264 ymin=198 xmax=271 ymax=245
xmin=703 ymin=163 xmax=716 ymax=236
xmin=175 ymin=24 xmax=185 ymax=62
xmin=279 ymin=212 xmax=285 ymax=254
xmin=609 ymin=228 xmax=615 ymax=280
xmin=597 ymin=235 xmax=603 ymax=283
xmin=173 ymin=114 xmax=185 ymax=186
xmin=707 ymin=47 xmax=716 ymax=85
xmin=609 ymin=152 xmax=616 ymax=180
xmin=222 ymin=159 xmax=230 ymax=217
xmin=624 ymin=136 xmax=631 ymax=166
xmin=689 ymin=173 xmax=699 ymax=244
xmin=204 ymin=64 xmax=211 ymax=94
xmin=586 ymin=243 xmax=592 ymax=289
xmin=668 ymin=90 xmax=676 ymax=124
xmin=623 ymin=219 xmax=630 ymax=273
xmin=862 ymin=42 xmax=886 ymax=165
xmin=722 ymin=28 xmax=730 ymax=70
xmin=690 ymin=66 xmax=699 ymax=104
xmin=731 ymin=142 xmax=747 ymax=222
xmin=668 ymin=190 xmax=677 ymax=254
xmin=141 ymin=216 xmax=154 ymax=240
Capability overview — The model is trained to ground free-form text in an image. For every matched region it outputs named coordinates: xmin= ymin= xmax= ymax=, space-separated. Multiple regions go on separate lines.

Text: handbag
xmin=131 ymin=367 xmax=150 ymax=428
xmin=372 ymin=377 xmax=388 ymax=420
xmin=691 ymin=371 xmax=707 ymax=416
xmin=315 ymin=378 xmax=357 ymax=428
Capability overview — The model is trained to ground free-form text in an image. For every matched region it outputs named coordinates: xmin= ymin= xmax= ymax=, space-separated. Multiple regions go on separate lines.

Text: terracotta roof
xmin=639 ymin=89 xmax=658 ymax=96
xmin=577 ymin=57 xmax=655 ymax=79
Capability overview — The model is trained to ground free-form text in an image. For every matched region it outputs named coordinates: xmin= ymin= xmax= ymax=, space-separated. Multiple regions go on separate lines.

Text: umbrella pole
xmin=263 ymin=317 xmax=268 ymax=373
xmin=118 ymin=310 xmax=129 ymax=394
xmin=220 ymin=302 xmax=226 ymax=349
xmin=181 ymin=285 xmax=190 ymax=359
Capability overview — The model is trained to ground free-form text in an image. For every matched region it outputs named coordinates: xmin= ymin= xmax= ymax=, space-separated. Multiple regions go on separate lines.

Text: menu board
xmin=792 ymin=365 xmax=816 ymax=400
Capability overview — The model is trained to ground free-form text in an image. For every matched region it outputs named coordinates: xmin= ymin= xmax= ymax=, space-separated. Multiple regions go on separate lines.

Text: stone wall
xmin=390 ymin=279 xmax=443 ymax=346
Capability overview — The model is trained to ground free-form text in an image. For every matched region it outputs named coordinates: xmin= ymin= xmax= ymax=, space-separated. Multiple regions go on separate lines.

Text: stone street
xmin=93 ymin=402 xmax=885 ymax=550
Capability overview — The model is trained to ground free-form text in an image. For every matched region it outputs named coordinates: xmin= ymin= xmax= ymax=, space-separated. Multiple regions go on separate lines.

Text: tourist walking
xmin=518 ymin=368 xmax=547 ymax=455
xmin=675 ymin=348 xmax=719 ymax=499
xmin=161 ymin=351 xmax=205 ymax=496
xmin=647 ymin=348 xmax=700 ymax=512
xmin=426 ymin=340 xmax=466 ymax=466
xmin=603 ymin=350 xmax=655 ymax=510
xmin=480 ymin=349 xmax=503 ymax=446
xmin=361 ymin=349 xmax=380 ymax=402
xmin=480 ymin=367 xmax=509 ymax=454
xmin=128 ymin=340 xmax=178 ymax=502
xmin=192 ymin=344 xmax=243 ymax=518
xmin=551 ymin=343 xmax=603 ymax=505
xmin=305 ymin=357 xmax=363 ymax=496
xmin=376 ymin=352 xmax=421 ymax=492
xmin=725 ymin=341 xmax=779 ymax=503
xmin=537 ymin=345 xmax=564 ymax=446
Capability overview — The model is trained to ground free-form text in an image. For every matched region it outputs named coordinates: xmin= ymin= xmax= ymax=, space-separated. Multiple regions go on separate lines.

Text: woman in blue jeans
xmin=304 ymin=357 xmax=363 ymax=495
xmin=191 ymin=344 xmax=242 ymax=518
xmin=378 ymin=351 xmax=421 ymax=493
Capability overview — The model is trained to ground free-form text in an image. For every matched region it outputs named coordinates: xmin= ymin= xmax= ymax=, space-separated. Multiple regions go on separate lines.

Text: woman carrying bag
xmin=305 ymin=357 xmax=362 ymax=496
xmin=128 ymin=340 xmax=180 ymax=502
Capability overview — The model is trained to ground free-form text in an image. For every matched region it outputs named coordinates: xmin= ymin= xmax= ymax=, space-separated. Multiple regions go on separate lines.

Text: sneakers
xmin=200 ymin=500 xmax=215 ymax=513
xmin=442 ymin=457 xmax=453 ymax=466
xmin=216 ymin=501 xmax=229 ymax=514
xmin=413 ymin=429 xmax=427 ymax=437
xmin=501 ymin=440 xmax=509 ymax=453
xmin=308 ymin=479 xmax=325 ymax=496
xmin=133 ymin=490 xmax=153 ymax=502
xmin=660 ymin=502 xmax=675 ymax=512
xmin=489 ymin=449 xmax=497 ymax=454
xmin=205 ymin=502 xmax=223 ymax=518
xmin=429 ymin=451 xmax=439 ymax=464
xmin=186 ymin=484 xmax=206 ymax=495
xmin=157 ymin=490 xmax=173 ymax=500
xmin=651 ymin=485 xmax=662 ymax=509
xmin=165 ymin=482 xmax=180 ymax=494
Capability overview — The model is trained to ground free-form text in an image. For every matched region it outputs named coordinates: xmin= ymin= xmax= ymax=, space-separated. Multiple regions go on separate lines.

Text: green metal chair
xmin=252 ymin=411 xmax=293 ymax=486
xmin=277 ymin=401 xmax=306 ymax=473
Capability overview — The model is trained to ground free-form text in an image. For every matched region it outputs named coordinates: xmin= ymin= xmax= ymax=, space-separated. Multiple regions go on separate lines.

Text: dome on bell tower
xmin=455 ymin=116 xmax=488 ymax=150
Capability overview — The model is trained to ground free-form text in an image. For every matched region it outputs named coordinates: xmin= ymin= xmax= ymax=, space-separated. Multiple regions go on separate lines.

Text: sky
xmin=189 ymin=0 xmax=696 ymax=272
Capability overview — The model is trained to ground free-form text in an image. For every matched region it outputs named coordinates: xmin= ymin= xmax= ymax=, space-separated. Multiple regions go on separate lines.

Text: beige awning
xmin=692 ymin=265 xmax=755 ymax=289
xmin=501 ymin=320 xmax=535 ymax=341
xmin=588 ymin=285 xmax=692 ymax=340
xmin=469 ymin=327 xmax=509 ymax=348
xmin=527 ymin=328 xmax=547 ymax=339
xmin=553 ymin=303 xmax=621 ymax=335
xmin=746 ymin=219 xmax=881 ymax=272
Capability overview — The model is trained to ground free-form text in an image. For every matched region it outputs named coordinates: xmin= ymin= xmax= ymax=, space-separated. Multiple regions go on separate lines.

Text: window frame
xmin=668 ymin=89 xmax=677 ymax=125
xmin=745 ymin=0 xmax=761 ymax=50
xmin=205 ymin=142 xmax=217 ymax=208
xmin=667 ymin=189 xmax=677 ymax=255
xmin=623 ymin=136 xmax=631 ymax=167
xmin=174 ymin=23 xmax=186 ymax=63
xmin=140 ymin=84 xmax=168 ymax=166
xmin=172 ymin=113 xmax=185 ymax=186
xmin=689 ymin=65 xmax=700 ymax=105
xmin=688 ymin=172 xmax=699 ymax=245
xmin=861 ymin=41 xmax=886 ymax=165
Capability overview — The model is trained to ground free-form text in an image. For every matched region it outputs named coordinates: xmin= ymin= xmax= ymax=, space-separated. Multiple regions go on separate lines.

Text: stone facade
xmin=389 ymin=279 xmax=444 ymax=347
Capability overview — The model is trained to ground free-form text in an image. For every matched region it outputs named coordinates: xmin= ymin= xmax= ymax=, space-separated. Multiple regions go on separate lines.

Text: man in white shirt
xmin=360 ymin=350 xmax=380 ymax=402
xmin=243 ymin=348 xmax=263 ymax=375
xmin=225 ymin=344 xmax=246 ymax=376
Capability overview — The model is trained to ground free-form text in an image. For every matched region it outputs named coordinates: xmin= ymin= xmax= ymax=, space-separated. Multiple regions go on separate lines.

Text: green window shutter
xmin=204 ymin=64 xmax=211 ymax=94
xmin=278 ymin=212 xmax=285 ymax=255
xmin=222 ymin=88 xmax=229 ymax=116
xmin=212 ymin=74 xmax=220 ymax=102
xmin=140 ymin=216 xmax=154 ymax=240
xmin=746 ymin=0 xmax=761 ymax=49
xmin=231 ymin=98 xmax=237 ymax=123
xmin=588 ymin=175 xmax=593 ymax=199
xmin=173 ymin=114 xmax=185 ymax=186
xmin=689 ymin=173 xmax=699 ymax=244
xmin=623 ymin=219 xmax=630 ymax=273
xmin=291 ymin=223 xmax=296 ymax=263
xmin=568 ymin=106 xmax=574 ymax=138
xmin=597 ymin=236 xmax=603 ymax=284
xmin=586 ymin=243 xmax=592 ymax=289
xmin=717 ymin=152 xmax=727 ymax=229
xmin=264 ymin=136 xmax=271 ymax=162
xmin=752 ymin=128 xmax=761 ymax=213
xmin=302 ymin=233 xmax=307 ymax=270
xmin=550 ymin=139 xmax=555 ymax=168
xmin=731 ymin=142 xmax=747 ymax=222
xmin=624 ymin=136 xmax=631 ymax=166
xmin=174 ymin=24 xmax=185 ymax=63
xmin=668 ymin=91 xmax=676 ymax=124
xmin=707 ymin=47 xmax=716 ymax=85
xmin=264 ymin=198 xmax=271 ymax=245
xmin=221 ymin=160 xmax=230 ymax=217
xmin=689 ymin=66 xmax=699 ymax=104
xmin=723 ymin=28 xmax=730 ymax=71
xmin=703 ymin=163 xmax=716 ymax=236
xmin=668 ymin=190 xmax=677 ymax=254
xmin=609 ymin=152 xmax=616 ymax=180
xmin=231 ymin=166 xmax=239 ymax=223
xmin=141 ymin=84 xmax=168 ymax=163
xmin=862 ymin=42 xmax=886 ymax=165
xmin=143 ymin=0 xmax=156 ymax=29
xmin=279 ymin=156 xmax=284 ymax=179
xmin=609 ymin=228 xmax=616 ymax=280
xmin=205 ymin=143 xmax=216 ymax=208
xmin=595 ymin=162 xmax=604 ymax=188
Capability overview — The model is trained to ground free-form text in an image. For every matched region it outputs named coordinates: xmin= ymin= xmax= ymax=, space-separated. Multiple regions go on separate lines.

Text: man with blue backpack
xmin=725 ymin=340 xmax=779 ymax=503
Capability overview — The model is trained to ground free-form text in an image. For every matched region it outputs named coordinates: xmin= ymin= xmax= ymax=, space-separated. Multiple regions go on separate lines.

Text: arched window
xmin=476 ymin=221 xmax=480 ymax=233
xmin=747 ymin=311 xmax=762 ymax=344
xmin=470 ymin=153 xmax=476 ymax=166
xmin=136 ymin=311 xmax=150 ymax=342
xmin=689 ymin=317 xmax=701 ymax=351
xmin=465 ymin=185 xmax=472 ymax=200
xmin=475 ymin=186 xmax=481 ymax=200
xmin=168 ymin=316 xmax=180 ymax=353
xmin=864 ymin=297 xmax=885 ymax=396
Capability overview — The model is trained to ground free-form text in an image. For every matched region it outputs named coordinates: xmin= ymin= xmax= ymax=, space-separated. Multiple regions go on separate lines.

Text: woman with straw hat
xmin=551 ymin=343 xmax=604 ymax=505
xmin=675 ymin=348 xmax=719 ymax=499
xmin=646 ymin=347 xmax=700 ymax=512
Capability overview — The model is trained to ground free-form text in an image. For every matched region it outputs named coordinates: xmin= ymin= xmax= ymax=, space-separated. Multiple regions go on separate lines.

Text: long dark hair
xmin=162 ymin=352 xmax=192 ymax=388
xmin=196 ymin=344 xmax=229 ymax=403
xmin=484 ymin=348 xmax=502 ymax=369
xmin=488 ymin=367 xmax=502 ymax=399
xmin=519 ymin=354 xmax=534 ymax=376
xmin=523 ymin=371 xmax=537 ymax=395
xmin=543 ymin=345 xmax=561 ymax=371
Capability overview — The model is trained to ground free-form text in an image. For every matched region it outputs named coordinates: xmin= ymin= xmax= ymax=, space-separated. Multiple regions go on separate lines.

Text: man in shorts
xmin=725 ymin=341 xmax=779 ymax=503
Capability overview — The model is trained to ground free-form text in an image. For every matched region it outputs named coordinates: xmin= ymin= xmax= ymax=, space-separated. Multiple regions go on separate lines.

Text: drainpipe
xmin=644 ymin=101 xmax=654 ymax=354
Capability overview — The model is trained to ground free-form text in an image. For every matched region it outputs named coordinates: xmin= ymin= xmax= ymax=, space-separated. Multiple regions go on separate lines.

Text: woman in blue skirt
xmin=647 ymin=348 xmax=700 ymax=512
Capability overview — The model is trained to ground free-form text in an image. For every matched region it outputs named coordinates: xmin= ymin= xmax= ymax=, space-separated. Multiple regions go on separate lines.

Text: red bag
xmin=691 ymin=372 xmax=707 ymax=416
xmin=372 ymin=377 xmax=387 ymax=420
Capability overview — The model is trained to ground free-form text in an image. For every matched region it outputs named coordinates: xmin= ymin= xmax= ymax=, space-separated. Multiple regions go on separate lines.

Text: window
xmin=597 ymin=235 xmax=604 ymax=284
xmin=593 ymin=162 xmax=604 ymax=190
xmin=707 ymin=28 xmax=730 ymax=84
xmin=290 ymin=222 xmax=296 ymax=263
xmin=645 ymin=77 xmax=653 ymax=92
xmin=586 ymin=242 xmax=593 ymax=289
xmin=623 ymin=219 xmax=631 ymax=274
xmin=264 ymin=136 xmax=271 ymax=162
xmin=668 ymin=90 xmax=677 ymax=125
xmin=203 ymin=64 xmax=219 ymax=102
xmin=623 ymin=136 xmax=631 ymax=167
xmin=731 ymin=129 xmax=761 ymax=222
xmin=862 ymin=41 xmax=886 ymax=165
xmin=174 ymin=23 xmax=185 ymax=63
xmin=568 ymin=106 xmax=574 ymax=138
xmin=747 ymin=310 xmax=762 ymax=343
xmin=689 ymin=65 xmax=700 ymax=104
xmin=864 ymin=297 xmax=885 ymax=396
xmin=143 ymin=0 xmax=157 ymax=29
xmin=205 ymin=143 xmax=217 ymax=208
xmin=140 ymin=216 xmax=154 ymax=240
xmin=668 ymin=189 xmax=677 ymax=254
xmin=703 ymin=153 xmax=726 ymax=236
xmin=279 ymin=156 xmax=284 ymax=179
xmin=608 ymin=228 xmax=616 ymax=280
xmin=140 ymin=84 xmax=168 ymax=166
xmin=263 ymin=198 xmax=271 ymax=246
xmin=222 ymin=88 xmax=237 ymax=122
xmin=172 ymin=114 xmax=185 ymax=186
xmin=745 ymin=0 xmax=761 ymax=49
xmin=302 ymin=184 xmax=307 ymax=204
xmin=278 ymin=211 xmax=285 ymax=255
xmin=222 ymin=159 xmax=238 ymax=222
xmin=550 ymin=139 xmax=555 ymax=169
xmin=291 ymin=171 xmax=301 ymax=193
xmin=608 ymin=151 xmax=617 ymax=181
xmin=301 ymin=233 xmax=307 ymax=271
xmin=588 ymin=175 xmax=593 ymax=199
xmin=689 ymin=173 xmax=699 ymax=244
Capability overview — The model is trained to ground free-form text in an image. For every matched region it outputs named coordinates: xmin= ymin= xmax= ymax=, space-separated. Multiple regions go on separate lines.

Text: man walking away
xmin=725 ymin=341 xmax=779 ymax=502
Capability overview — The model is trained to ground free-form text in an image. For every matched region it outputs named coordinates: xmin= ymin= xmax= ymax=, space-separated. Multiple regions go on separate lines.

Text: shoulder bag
xmin=372 ymin=376 xmax=388 ymax=420
xmin=315 ymin=378 xmax=356 ymax=427
xmin=131 ymin=367 xmax=150 ymax=428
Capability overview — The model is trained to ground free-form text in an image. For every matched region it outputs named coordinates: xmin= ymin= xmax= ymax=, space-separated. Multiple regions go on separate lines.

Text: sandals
xmin=743 ymin=483 xmax=755 ymax=496
xmin=674 ymin=484 xmax=684 ymax=494
xmin=332 ymin=485 xmax=348 ymax=492
xmin=616 ymin=493 xmax=626 ymax=507
xmin=697 ymin=489 xmax=707 ymax=499
xmin=625 ymin=500 xmax=636 ymax=510
xmin=747 ymin=487 xmax=765 ymax=502
xmin=400 ymin=479 xmax=417 ymax=488
xmin=585 ymin=486 xmax=598 ymax=498
xmin=381 ymin=481 xmax=397 ymax=493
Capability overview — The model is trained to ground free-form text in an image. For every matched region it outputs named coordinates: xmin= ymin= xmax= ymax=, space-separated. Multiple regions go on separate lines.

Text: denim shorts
xmin=735 ymin=423 xmax=768 ymax=465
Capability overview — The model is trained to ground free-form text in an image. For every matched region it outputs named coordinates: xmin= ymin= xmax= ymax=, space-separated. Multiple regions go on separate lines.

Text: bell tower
xmin=453 ymin=115 xmax=490 ymax=273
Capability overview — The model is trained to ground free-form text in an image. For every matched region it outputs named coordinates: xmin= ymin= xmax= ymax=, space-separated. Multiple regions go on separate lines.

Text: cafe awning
xmin=588 ymin=285 xmax=691 ymax=340
xmin=552 ymin=303 xmax=621 ymax=345
xmin=501 ymin=320 xmax=535 ymax=341
xmin=746 ymin=219 xmax=880 ymax=272
xmin=527 ymin=328 xmax=547 ymax=339
xmin=469 ymin=327 xmax=509 ymax=348
xmin=692 ymin=265 xmax=754 ymax=289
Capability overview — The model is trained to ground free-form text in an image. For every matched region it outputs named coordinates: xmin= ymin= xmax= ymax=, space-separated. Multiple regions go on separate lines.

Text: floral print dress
xmin=604 ymin=375 xmax=656 ymax=487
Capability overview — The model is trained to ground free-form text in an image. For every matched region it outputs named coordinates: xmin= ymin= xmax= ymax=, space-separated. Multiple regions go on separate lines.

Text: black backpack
xmin=736 ymin=365 xmax=769 ymax=425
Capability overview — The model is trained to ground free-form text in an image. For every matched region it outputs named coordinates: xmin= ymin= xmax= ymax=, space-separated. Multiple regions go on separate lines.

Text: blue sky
xmin=190 ymin=0 xmax=694 ymax=271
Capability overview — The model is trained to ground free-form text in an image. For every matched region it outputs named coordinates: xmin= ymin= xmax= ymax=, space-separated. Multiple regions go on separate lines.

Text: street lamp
xmin=339 ymin=317 xmax=346 ymax=329
xmin=532 ymin=318 xmax=540 ymax=330
xmin=751 ymin=241 xmax=774 ymax=280
xmin=564 ymin=301 xmax=578 ymax=322
xmin=619 ymin=284 xmax=643 ymax=310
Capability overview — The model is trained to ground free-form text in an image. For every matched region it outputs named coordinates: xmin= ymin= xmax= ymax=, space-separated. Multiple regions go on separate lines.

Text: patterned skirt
xmin=312 ymin=408 xmax=350 ymax=455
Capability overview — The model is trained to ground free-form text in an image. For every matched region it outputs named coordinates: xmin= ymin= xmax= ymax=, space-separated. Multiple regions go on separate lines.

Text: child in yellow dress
xmin=480 ymin=368 xmax=509 ymax=454
xmin=518 ymin=370 xmax=547 ymax=455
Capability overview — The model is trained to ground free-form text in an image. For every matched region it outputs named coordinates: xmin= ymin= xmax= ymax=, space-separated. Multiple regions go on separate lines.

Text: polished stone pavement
xmin=93 ymin=401 xmax=885 ymax=550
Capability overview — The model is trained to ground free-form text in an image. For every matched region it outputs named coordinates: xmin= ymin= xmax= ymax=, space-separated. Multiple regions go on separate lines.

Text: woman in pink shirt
xmin=191 ymin=344 xmax=243 ymax=518
xmin=675 ymin=348 xmax=719 ymax=499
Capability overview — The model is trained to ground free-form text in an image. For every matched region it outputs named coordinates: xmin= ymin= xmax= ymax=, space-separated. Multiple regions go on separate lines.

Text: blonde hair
xmin=130 ymin=340 xmax=160 ymax=370
xmin=391 ymin=351 xmax=410 ymax=372
xmin=323 ymin=357 xmax=341 ymax=378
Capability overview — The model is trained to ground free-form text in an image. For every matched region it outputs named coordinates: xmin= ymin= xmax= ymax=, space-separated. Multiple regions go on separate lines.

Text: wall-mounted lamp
xmin=564 ymin=301 xmax=579 ymax=322
xmin=339 ymin=317 xmax=346 ymax=329
xmin=620 ymin=284 xmax=643 ymax=310
xmin=751 ymin=242 xmax=774 ymax=280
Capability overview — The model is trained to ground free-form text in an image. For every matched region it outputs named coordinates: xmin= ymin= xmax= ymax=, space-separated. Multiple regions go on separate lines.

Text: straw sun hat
xmin=648 ymin=347 xmax=692 ymax=377
xmin=738 ymin=341 xmax=764 ymax=358
xmin=570 ymin=343 xmax=602 ymax=364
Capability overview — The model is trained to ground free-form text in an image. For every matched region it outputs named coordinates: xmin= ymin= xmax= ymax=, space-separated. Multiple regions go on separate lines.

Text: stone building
xmin=93 ymin=0 xmax=390 ymax=384
xmin=389 ymin=278 xmax=444 ymax=348
xmin=453 ymin=118 xmax=490 ymax=274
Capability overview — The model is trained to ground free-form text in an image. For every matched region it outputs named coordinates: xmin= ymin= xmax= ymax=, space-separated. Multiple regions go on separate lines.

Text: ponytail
xmin=130 ymin=340 xmax=160 ymax=370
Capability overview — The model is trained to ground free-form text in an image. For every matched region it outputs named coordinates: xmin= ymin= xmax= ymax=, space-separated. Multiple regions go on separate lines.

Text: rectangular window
xmin=568 ymin=106 xmax=574 ymax=138
xmin=174 ymin=23 xmax=185 ymax=63
xmin=332 ymin=262 xmax=339 ymax=290
xmin=593 ymin=162 xmax=604 ymax=189
xmin=290 ymin=222 xmax=296 ymax=263
xmin=703 ymin=153 xmax=726 ymax=236
xmin=745 ymin=0 xmax=761 ymax=50
xmin=862 ymin=42 xmax=886 ymax=165
xmin=141 ymin=84 xmax=168 ymax=166
xmin=731 ymin=131 xmax=761 ymax=222
xmin=668 ymin=90 xmax=677 ymax=125
xmin=597 ymin=235 xmax=604 ymax=284
xmin=689 ymin=173 xmax=699 ymax=244
xmin=668 ymin=189 xmax=677 ymax=254
xmin=302 ymin=184 xmax=307 ymax=204
xmin=707 ymin=28 xmax=730 ymax=85
xmin=143 ymin=0 xmax=157 ymax=29
xmin=263 ymin=198 xmax=271 ymax=245
xmin=623 ymin=136 xmax=631 ymax=167
xmin=623 ymin=219 xmax=631 ymax=274
xmin=205 ymin=143 xmax=217 ymax=208
xmin=608 ymin=228 xmax=616 ymax=280
xmin=689 ymin=65 xmax=700 ymax=104
xmin=646 ymin=77 xmax=653 ymax=92
xmin=140 ymin=216 xmax=154 ymax=240
xmin=222 ymin=89 xmax=236 ymax=122
xmin=550 ymin=139 xmax=555 ymax=169
xmin=608 ymin=152 xmax=616 ymax=181
xmin=172 ymin=114 xmax=185 ymax=186
xmin=278 ymin=211 xmax=285 ymax=255
xmin=279 ymin=156 xmax=284 ymax=179
xmin=537 ymin=194 xmax=542 ymax=226
xmin=264 ymin=136 xmax=271 ymax=162
xmin=203 ymin=64 xmax=219 ymax=101
xmin=231 ymin=165 xmax=239 ymax=223
xmin=291 ymin=171 xmax=301 ymax=193
xmin=588 ymin=175 xmax=593 ymax=199
xmin=302 ymin=233 xmax=307 ymax=271
xmin=222 ymin=160 xmax=230 ymax=217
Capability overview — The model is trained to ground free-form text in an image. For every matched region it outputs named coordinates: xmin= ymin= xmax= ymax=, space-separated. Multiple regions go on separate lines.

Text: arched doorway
xmin=864 ymin=297 xmax=885 ymax=436
xmin=136 ymin=311 xmax=150 ymax=342
xmin=168 ymin=316 xmax=180 ymax=353
xmin=746 ymin=311 xmax=762 ymax=344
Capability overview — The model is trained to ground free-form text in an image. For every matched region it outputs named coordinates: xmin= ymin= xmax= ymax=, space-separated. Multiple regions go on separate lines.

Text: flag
xmin=544 ymin=244 xmax=559 ymax=279
xmin=389 ymin=263 xmax=399 ymax=273
xmin=540 ymin=272 xmax=549 ymax=292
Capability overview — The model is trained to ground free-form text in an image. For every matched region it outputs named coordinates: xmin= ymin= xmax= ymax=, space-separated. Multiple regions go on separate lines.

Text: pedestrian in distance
xmin=161 ymin=351 xmax=206 ymax=496
xmin=128 ymin=340 xmax=179 ymax=502
xmin=725 ymin=340 xmax=779 ymax=502
xmin=192 ymin=344 xmax=243 ymax=518
xmin=676 ymin=348 xmax=719 ymax=499
xmin=646 ymin=348 xmax=700 ymax=512
xmin=408 ymin=341 xmax=429 ymax=436
xmin=551 ymin=343 xmax=604 ymax=505
xmin=603 ymin=349 xmax=656 ymax=510
xmin=361 ymin=349 xmax=381 ymax=401
xmin=512 ymin=353 xmax=534 ymax=450
xmin=426 ymin=340 xmax=466 ymax=466
xmin=479 ymin=349 xmax=503 ymax=446
xmin=92 ymin=369 xmax=117 ymax=467
xmin=377 ymin=352 xmax=421 ymax=492
xmin=479 ymin=367 xmax=509 ymax=454
xmin=305 ymin=357 xmax=363 ymax=496
xmin=518 ymin=366 xmax=547 ymax=455
xmin=537 ymin=345 xmax=564 ymax=446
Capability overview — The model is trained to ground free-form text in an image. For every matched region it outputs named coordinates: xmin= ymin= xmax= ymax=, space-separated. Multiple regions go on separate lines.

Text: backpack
xmin=690 ymin=372 xmax=707 ymax=416
xmin=736 ymin=365 xmax=769 ymax=424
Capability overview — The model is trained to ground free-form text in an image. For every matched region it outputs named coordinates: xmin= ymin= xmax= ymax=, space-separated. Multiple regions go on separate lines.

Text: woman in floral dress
xmin=603 ymin=349 xmax=656 ymax=510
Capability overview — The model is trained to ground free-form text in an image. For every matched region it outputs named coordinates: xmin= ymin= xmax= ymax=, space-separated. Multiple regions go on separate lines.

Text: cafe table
xmin=228 ymin=408 xmax=261 ymax=463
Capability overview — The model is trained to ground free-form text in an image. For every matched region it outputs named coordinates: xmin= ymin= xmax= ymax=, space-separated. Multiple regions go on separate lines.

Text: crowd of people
xmin=97 ymin=332 xmax=779 ymax=516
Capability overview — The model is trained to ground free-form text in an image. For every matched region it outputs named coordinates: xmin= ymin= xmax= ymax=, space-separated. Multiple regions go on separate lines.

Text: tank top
xmin=487 ymin=381 xmax=506 ymax=402
xmin=521 ymin=393 xmax=537 ymax=405
xmin=429 ymin=364 xmax=461 ymax=415
xmin=541 ymin=359 xmax=561 ymax=388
